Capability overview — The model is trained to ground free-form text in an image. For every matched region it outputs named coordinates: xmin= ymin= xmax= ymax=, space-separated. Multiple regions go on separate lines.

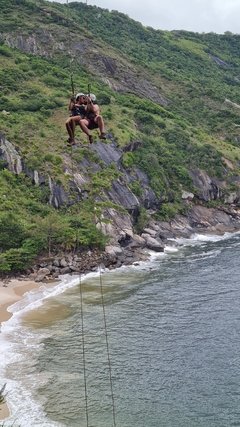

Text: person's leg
xmin=95 ymin=115 xmax=106 ymax=139
xmin=79 ymin=119 xmax=93 ymax=143
xmin=65 ymin=117 xmax=75 ymax=143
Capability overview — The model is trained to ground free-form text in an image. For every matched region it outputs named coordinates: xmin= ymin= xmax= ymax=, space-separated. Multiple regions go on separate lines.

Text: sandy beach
xmin=0 ymin=279 xmax=40 ymax=421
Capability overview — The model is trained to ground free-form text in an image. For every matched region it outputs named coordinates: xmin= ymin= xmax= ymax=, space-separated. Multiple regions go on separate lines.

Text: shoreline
xmin=0 ymin=280 xmax=45 ymax=421
xmin=0 ymin=226 xmax=240 ymax=423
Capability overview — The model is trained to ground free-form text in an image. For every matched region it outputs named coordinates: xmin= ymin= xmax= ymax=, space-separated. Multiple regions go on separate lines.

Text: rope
xmin=79 ymin=272 xmax=90 ymax=427
xmin=70 ymin=144 xmax=74 ymax=176
xmin=66 ymin=0 xmax=75 ymax=95
xmin=66 ymin=1 xmax=88 ymax=424
xmin=87 ymin=83 xmax=91 ymax=97
xmin=65 ymin=2 xmax=116 ymax=424
xmin=66 ymin=0 xmax=75 ymax=177
xmin=99 ymin=266 xmax=117 ymax=427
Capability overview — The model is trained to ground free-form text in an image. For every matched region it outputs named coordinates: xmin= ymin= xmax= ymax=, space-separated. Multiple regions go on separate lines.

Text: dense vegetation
xmin=0 ymin=0 xmax=240 ymax=273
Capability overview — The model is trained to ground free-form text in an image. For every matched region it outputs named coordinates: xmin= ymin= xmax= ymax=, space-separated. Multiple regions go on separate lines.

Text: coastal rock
xmin=128 ymin=234 xmax=146 ymax=248
xmin=188 ymin=205 xmax=232 ymax=228
xmin=53 ymin=259 xmax=60 ymax=267
xmin=141 ymin=235 xmax=164 ymax=252
xmin=35 ymin=268 xmax=51 ymax=282
xmin=170 ymin=215 xmax=193 ymax=237
xmin=148 ymin=222 xmax=161 ymax=232
xmin=60 ymin=258 xmax=68 ymax=268
xmin=143 ymin=228 xmax=158 ymax=237
xmin=60 ymin=267 xmax=72 ymax=274
xmin=105 ymin=245 xmax=123 ymax=256
xmin=98 ymin=208 xmax=134 ymax=244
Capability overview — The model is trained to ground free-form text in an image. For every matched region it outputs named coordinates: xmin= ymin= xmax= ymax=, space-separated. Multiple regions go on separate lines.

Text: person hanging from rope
xmin=79 ymin=93 xmax=106 ymax=144
xmin=65 ymin=92 xmax=86 ymax=146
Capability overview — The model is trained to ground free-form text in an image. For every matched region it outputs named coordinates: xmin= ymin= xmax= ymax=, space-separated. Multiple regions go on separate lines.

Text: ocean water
xmin=1 ymin=232 xmax=240 ymax=426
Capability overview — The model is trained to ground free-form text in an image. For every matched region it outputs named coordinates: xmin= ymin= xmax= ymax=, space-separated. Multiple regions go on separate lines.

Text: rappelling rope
xmin=66 ymin=0 xmax=75 ymax=177
xmin=99 ymin=265 xmax=117 ymax=427
xmin=65 ymin=0 xmax=116 ymax=424
xmin=66 ymin=1 xmax=88 ymax=423
xmin=66 ymin=0 xmax=75 ymax=95
xmin=79 ymin=271 xmax=90 ymax=427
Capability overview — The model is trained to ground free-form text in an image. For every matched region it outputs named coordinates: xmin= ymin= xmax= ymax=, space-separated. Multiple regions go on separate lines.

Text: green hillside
xmin=0 ymin=0 xmax=240 ymax=274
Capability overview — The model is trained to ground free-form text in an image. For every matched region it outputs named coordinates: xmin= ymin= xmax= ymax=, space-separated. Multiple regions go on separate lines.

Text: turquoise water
xmin=2 ymin=233 xmax=240 ymax=426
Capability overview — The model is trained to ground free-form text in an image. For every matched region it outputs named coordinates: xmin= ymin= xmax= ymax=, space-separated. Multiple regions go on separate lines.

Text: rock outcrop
xmin=189 ymin=169 xmax=224 ymax=201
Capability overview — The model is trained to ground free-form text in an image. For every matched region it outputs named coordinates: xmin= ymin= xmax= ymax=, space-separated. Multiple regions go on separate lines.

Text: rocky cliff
xmin=1 ymin=131 xmax=240 ymax=280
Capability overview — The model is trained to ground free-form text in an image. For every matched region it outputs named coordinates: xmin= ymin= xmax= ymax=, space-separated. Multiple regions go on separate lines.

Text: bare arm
xmin=68 ymin=96 xmax=76 ymax=112
xmin=86 ymin=97 xmax=100 ymax=116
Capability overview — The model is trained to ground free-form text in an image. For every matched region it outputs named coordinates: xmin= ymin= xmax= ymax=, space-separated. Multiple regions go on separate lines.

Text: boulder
xmin=105 ymin=245 xmax=123 ymax=256
xmin=128 ymin=234 xmax=146 ymax=248
xmin=60 ymin=267 xmax=72 ymax=274
xmin=35 ymin=268 xmax=51 ymax=282
xmin=141 ymin=235 xmax=164 ymax=252
xmin=60 ymin=258 xmax=68 ymax=268
xmin=143 ymin=228 xmax=157 ymax=237
xmin=182 ymin=190 xmax=194 ymax=200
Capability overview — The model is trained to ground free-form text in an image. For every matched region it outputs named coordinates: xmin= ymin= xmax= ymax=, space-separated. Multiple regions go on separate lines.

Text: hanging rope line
xmin=65 ymin=1 xmax=116 ymax=424
xmin=66 ymin=0 xmax=75 ymax=95
xmin=87 ymin=83 xmax=91 ymax=97
xmin=79 ymin=272 xmax=90 ymax=427
xmin=66 ymin=2 xmax=89 ymax=424
xmin=99 ymin=266 xmax=117 ymax=427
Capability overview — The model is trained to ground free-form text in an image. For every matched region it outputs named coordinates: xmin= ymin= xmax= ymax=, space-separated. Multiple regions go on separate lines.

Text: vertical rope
xmin=70 ymin=144 xmax=74 ymax=176
xmin=66 ymin=0 xmax=75 ymax=95
xmin=66 ymin=0 xmax=75 ymax=172
xmin=67 ymin=2 xmax=87 ymax=421
xmin=85 ymin=0 xmax=89 ymax=33
xmin=65 ymin=2 xmax=116 ymax=424
xmin=99 ymin=266 xmax=117 ymax=427
xmin=79 ymin=272 xmax=90 ymax=427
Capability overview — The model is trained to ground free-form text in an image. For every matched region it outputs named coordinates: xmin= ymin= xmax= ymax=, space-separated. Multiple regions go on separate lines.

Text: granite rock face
xmin=189 ymin=169 xmax=224 ymax=202
xmin=0 ymin=133 xmax=23 ymax=174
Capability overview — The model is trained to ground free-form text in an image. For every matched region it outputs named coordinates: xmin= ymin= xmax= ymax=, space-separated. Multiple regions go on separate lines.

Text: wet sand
xmin=0 ymin=279 xmax=42 ymax=421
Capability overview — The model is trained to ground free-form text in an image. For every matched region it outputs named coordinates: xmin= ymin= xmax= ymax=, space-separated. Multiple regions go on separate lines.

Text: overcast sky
xmin=56 ymin=0 xmax=240 ymax=34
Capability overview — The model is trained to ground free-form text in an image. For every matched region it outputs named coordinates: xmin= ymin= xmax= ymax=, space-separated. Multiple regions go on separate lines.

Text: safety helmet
xmin=90 ymin=93 xmax=96 ymax=102
xmin=76 ymin=92 xmax=85 ymax=99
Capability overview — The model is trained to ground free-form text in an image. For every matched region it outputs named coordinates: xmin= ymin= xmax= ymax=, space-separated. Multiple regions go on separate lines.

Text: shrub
xmin=0 ymin=213 xmax=27 ymax=250
xmin=156 ymin=202 xmax=185 ymax=220
xmin=0 ymin=45 xmax=12 ymax=57
xmin=98 ymin=93 xmax=111 ymax=105
xmin=134 ymin=207 xmax=148 ymax=233
xmin=129 ymin=180 xmax=143 ymax=197
xmin=121 ymin=152 xmax=135 ymax=168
